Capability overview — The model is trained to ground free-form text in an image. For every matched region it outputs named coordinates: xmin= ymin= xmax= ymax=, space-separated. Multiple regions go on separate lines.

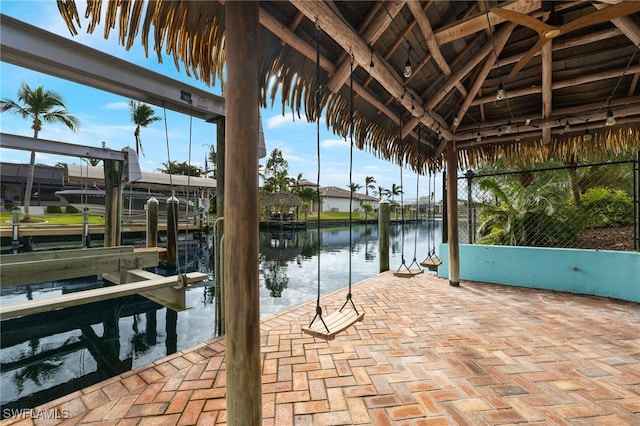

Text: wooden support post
xmin=378 ymin=198 xmax=390 ymax=272
xmin=225 ymin=3 xmax=262 ymax=424
xmin=146 ymin=197 xmax=159 ymax=248
xmin=446 ymin=140 xmax=460 ymax=287
xmin=103 ymin=159 xmax=123 ymax=247
xmin=166 ymin=195 xmax=179 ymax=265
xmin=215 ymin=117 xmax=226 ymax=335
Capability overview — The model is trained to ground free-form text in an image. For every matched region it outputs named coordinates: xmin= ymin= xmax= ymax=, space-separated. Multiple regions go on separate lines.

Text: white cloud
xmin=105 ymin=102 xmax=130 ymax=110
xmin=321 ymin=138 xmax=348 ymax=149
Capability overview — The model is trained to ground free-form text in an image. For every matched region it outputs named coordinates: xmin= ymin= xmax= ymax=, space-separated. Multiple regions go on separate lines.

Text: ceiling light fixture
xmin=564 ymin=120 xmax=570 ymax=132
xmin=476 ymin=130 xmax=482 ymax=142
xmin=606 ymin=107 xmax=616 ymax=126
xmin=505 ymin=120 xmax=512 ymax=133
xmin=403 ymin=44 xmax=412 ymax=78
xmin=584 ymin=127 xmax=592 ymax=142
xmin=453 ymin=116 xmax=459 ymax=126
xmin=496 ymin=82 xmax=505 ymax=100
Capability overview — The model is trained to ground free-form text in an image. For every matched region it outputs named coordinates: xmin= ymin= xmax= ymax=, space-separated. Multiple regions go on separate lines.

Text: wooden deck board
xmin=0 ymin=271 xmax=208 ymax=320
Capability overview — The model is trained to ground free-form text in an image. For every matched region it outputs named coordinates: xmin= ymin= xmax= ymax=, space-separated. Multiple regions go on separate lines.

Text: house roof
xmin=55 ymin=1 xmax=640 ymax=173
xmin=320 ymin=186 xmax=379 ymax=202
xmin=65 ymin=164 xmax=217 ymax=191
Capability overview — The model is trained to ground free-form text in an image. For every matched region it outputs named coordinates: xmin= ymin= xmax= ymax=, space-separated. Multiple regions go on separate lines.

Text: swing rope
xmin=409 ymin=126 xmax=422 ymax=270
xmin=421 ymin=162 xmax=442 ymax=269
xmin=394 ymin=113 xmax=421 ymax=277
xmin=309 ymin=22 xmax=328 ymax=333
xmin=340 ymin=51 xmax=359 ymax=315
xmin=303 ymin=25 xmax=363 ymax=339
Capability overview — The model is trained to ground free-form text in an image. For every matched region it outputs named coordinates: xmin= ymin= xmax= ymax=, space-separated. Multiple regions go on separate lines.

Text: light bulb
xmin=453 ymin=116 xmax=459 ymax=126
xmin=584 ymin=129 xmax=592 ymax=141
xmin=496 ymin=84 xmax=505 ymax=100
xmin=404 ymin=60 xmax=412 ymax=78
xmin=505 ymin=123 xmax=512 ymax=133
xmin=476 ymin=132 xmax=481 ymax=142
xmin=606 ymin=109 xmax=616 ymax=126
xmin=564 ymin=120 xmax=570 ymax=131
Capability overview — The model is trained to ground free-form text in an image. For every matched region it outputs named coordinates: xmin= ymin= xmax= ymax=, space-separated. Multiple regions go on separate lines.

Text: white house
xmin=319 ymin=186 xmax=379 ymax=213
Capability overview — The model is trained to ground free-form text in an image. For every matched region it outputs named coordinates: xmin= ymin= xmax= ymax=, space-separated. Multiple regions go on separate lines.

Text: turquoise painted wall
xmin=438 ymin=244 xmax=640 ymax=303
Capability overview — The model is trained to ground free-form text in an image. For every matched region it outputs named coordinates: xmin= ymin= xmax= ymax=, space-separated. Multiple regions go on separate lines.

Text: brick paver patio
xmin=2 ymin=272 xmax=639 ymax=425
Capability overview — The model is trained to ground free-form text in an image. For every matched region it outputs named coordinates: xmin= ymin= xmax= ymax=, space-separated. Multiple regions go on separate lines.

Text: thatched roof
xmin=262 ymin=191 xmax=302 ymax=208
xmin=56 ymin=1 xmax=640 ymax=172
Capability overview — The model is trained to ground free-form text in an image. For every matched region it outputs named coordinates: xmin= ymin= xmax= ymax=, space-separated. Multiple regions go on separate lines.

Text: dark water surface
xmin=0 ymin=221 xmax=442 ymax=412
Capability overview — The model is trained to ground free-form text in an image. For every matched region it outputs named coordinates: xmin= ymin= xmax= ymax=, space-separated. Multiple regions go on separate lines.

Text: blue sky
xmin=0 ymin=1 xmax=429 ymax=201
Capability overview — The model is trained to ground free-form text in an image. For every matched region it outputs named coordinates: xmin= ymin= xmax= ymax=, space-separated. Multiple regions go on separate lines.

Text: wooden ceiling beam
xmin=592 ymin=2 xmax=640 ymax=45
xmin=541 ymin=7 xmax=553 ymax=146
xmin=456 ymin=96 xmax=640 ymax=143
xmin=259 ymin=8 xmax=336 ymax=74
xmin=434 ymin=0 xmax=540 ymax=45
xmin=434 ymin=23 xmax=515 ymax=156
xmin=406 ymin=0 xmax=467 ymax=98
xmin=471 ymin=63 xmax=640 ymax=106
xmin=401 ymin=21 xmax=515 ymax=142
xmin=259 ymin=4 xmax=402 ymax=134
xmin=498 ymin=28 xmax=624 ymax=70
xmin=327 ymin=1 xmax=405 ymax=93
xmin=290 ymin=0 xmax=451 ymax=140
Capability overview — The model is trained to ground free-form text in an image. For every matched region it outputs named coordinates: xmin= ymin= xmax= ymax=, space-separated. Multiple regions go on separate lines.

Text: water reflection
xmin=0 ymin=221 xmax=441 ymax=413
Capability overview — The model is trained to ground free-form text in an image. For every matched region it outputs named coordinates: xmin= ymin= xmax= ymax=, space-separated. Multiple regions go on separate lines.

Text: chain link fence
xmin=456 ymin=159 xmax=639 ymax=252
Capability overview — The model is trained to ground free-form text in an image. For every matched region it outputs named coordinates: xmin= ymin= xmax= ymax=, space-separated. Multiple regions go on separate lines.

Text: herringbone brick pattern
xmin=3 ymin=272 xmax=639 ymax=425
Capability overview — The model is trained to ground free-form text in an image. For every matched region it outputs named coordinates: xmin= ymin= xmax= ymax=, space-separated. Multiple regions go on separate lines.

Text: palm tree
xmin=375 ymin=185 xmax=389 ymax=199
xmin=365 ymin=176 xmax=376 ymax=196
xmin=1 ymin=82 xmax=80 ymax=222
xmin=129 ymin=100 xmax=161 ymax=157
xmin=389 ymin=183 xmax=403 ymax=201
xmin=348 ymin=183 xmax=363 ymax=193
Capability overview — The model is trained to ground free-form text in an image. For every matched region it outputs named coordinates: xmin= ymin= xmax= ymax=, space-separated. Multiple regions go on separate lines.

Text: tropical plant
xmin=365 ymin=176 xmax=376 ymax=196
xmin=1 ymin=82 xmax=80 ymax=222
xmin=580 ymin=187 xmax=633 ymax=228
xmin=129 ymin=100 xmax=161 ymax=157
xmin=261 ymin=149 xmax=290 ymax=193
xmin=375 ymin=185 xmax=389 ymax=199
xmin=476 ymin=173 xmax=577 ymax=247
xmin=389 ymin=183 xmax=403 ymax=201
xmin=298 ymin=187 xmax=318 ymax=220
xmin=158 ymin=160 xmax=203 ymax=176
xmin=348 ymin=183 xmax=363 ymax=193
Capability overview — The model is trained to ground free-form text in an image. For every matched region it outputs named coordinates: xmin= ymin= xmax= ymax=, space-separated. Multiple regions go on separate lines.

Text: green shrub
xmin=580 ymin=187 xmax=633 ymax=228
xmin=47 ymin=205 xmax=63 ymax=214
xmin=65 ymin=205 xmax=80 ymax=214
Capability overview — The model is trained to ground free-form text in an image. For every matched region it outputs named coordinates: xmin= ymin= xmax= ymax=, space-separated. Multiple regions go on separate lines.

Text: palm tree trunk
xmin=23 ymin=150 xmax=36 ymax=222
xmin=568 ymin=167 xmax=581 ymax=206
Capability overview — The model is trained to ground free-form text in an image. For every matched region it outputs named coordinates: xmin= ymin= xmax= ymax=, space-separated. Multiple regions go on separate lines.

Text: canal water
xmin=0 ymin=221 xmax=442 ymax=412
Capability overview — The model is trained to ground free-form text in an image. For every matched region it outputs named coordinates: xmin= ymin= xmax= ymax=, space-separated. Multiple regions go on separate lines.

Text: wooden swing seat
xmin=420 ymin=256 xmax=442 ymax=269
xmin=393 ymin=268 xmax=423 ymax=277
xmin=302 ymin=309 xmax=365 ymax=340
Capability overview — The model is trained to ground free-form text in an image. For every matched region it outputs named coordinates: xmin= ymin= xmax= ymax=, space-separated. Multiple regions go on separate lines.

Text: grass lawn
xmin=0 ymin=213 xmax=105 ymax=225
xmin=1 ymin=211 xmax=386 ymax=225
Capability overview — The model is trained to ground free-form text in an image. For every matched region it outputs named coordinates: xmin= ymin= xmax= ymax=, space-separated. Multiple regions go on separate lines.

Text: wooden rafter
xmin=290 ymin=0 xmax=451 ymax=140
xmin=326 ymin=1 xmax=405 ymax=93
xmin=406 ymin=0 xmax=467 ymax=98
xmin=403 ymin=21 xmax=515 ymax=140
xmin=436 ymin=22 xmax=516 ymax=155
